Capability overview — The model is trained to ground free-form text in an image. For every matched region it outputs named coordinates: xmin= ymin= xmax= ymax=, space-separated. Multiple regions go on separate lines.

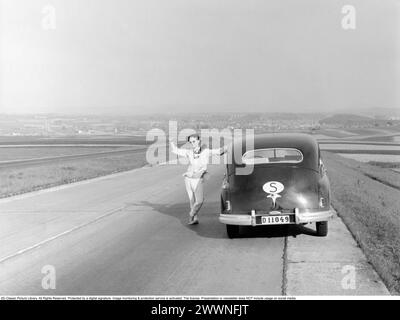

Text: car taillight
xmin=226 ymin=200 xmax=231 ymax=211
xmin=318 ymin=183 xmax=327 ymax=209
xmin=222 ymin=180 xmax=230 ymax=189
xmin=319 ymin=196 xmax=326 ymax=208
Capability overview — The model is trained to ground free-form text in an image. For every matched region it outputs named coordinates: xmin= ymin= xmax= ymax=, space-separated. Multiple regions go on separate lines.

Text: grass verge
xmin=0 ymin=151 xmax=147 ymax=199
xmin=368 ymin=161 xmax=400 ymax=169
xmin=323 ymin=151 xmax=400 ymax=294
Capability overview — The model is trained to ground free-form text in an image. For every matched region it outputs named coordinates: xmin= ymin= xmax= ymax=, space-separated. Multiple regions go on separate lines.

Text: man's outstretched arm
xmin=170 ymin=141 xmax=188 ymax=157
xmin=209 ymin=145 xmax=228 ymax=156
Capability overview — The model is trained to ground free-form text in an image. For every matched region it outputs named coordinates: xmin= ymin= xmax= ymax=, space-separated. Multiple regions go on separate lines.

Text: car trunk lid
xmin=229 ymin=166 xmax=320 ymax=213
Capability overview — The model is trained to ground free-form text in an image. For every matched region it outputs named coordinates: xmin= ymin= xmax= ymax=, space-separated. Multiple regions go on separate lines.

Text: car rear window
xmin=242 ymin=148 xmax=303 ymax=165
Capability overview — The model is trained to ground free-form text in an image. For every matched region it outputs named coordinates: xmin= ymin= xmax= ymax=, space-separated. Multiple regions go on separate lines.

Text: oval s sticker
xmin=263 ymin=181 xmax=284 ymax=194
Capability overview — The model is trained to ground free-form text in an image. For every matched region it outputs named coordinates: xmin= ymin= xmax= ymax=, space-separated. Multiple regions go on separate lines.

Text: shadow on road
xmin=129 ymin=200 xmax=226 ymax=239
xmin=129 ymin=200 xmax=320 ymax=239
xmin=239 ymin=224 xmax=318 ymax=238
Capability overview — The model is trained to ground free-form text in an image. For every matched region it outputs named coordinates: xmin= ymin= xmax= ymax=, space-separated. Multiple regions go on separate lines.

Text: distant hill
xmin=335 ymin=107 xmax=400 ymax=119
xmin=319 ymin=114 xmax=374 ymax=125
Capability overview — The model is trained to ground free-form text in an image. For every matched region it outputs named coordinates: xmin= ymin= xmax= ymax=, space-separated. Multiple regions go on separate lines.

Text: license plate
xmin=260 ymin=215 xmax=290 ymax=225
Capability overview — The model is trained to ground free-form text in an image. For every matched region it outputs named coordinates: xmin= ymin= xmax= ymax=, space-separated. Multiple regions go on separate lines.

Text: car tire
xmin=226 ymin=225 xmax=239 ymax=238
xmin=316 ymin=221 xmax=328 ymax=237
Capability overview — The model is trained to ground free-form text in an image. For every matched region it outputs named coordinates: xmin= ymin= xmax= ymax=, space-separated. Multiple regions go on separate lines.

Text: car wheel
xmin=226 ymin=225 xmax=239 ymax=238
xmin=316 ymin=221 xmax=328 ymax=237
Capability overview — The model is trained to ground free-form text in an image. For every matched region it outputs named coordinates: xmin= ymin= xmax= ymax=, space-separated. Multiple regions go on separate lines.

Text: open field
xmin=342 ymin=128 xmax=399 ymax=136
xmin=0 ymin=150 xmax=147 ymax=199
xmin=323 ymin=151 xmax=400 ymax=294
xmin=337 ymin=154 xmax=400 ymax=163
xmin=325 ymin=152 xmax=400 ymax=190
xmin=343 ymin=128 xmax=386 ymax=136
xmin=367 ymin=162 xmax=400 ymax=172
xmin=316 ymin=127 xmax=400 ymax=140
xmin=0 ymin=146 xmax=130 ymax=162
xmin=321 ymin=144 xmax=400 ymax=151
xmin=0 ymin=147 xmax=147 ymax=170
xmin=319 ymin=141 xmax=400 ymax=146
xmin=360 ymin=135 xmax=400 ymax=143
xmin=316 ymin=129 xmax=356 ymax=138
xmin=0 ymin=135 xmax=150 ymax=146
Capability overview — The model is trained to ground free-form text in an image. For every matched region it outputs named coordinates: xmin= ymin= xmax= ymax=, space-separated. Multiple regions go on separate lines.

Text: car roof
xmin=231 ymin=133 xmax=319 ymax=169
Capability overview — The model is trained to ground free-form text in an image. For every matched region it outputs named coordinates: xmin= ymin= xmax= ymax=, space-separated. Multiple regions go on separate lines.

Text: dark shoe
xmin=188 ymin=216 xmax=199 ymax=225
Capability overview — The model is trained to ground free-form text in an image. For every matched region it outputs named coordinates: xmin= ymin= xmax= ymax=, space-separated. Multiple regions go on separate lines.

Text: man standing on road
xmin=170 ymin=134 xmax=227 ymax=225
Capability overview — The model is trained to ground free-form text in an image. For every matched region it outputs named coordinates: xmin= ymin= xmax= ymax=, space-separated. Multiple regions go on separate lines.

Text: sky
xmin=0 ymin=0 xmax=399 ymax=114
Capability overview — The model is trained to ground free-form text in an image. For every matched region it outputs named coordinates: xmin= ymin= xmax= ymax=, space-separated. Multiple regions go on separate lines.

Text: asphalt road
xmin=0 ymin=162 xmax=286 ymax=295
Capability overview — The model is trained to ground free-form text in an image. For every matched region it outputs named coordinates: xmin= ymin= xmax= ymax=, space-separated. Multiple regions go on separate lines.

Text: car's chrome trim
xmin=296 ymin=209 xmax=334 ymax=223
xmin=219 ymin=209 xmax=334 ymax=226
xmin=251 ymin=209 xmax=256 ymax=226
xmin=219 ymin=214 xmax=254 ymax=226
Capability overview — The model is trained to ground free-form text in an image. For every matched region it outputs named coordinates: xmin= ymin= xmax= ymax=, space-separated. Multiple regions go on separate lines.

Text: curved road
xmin=0 ymin=161 xmax=389 ymax=295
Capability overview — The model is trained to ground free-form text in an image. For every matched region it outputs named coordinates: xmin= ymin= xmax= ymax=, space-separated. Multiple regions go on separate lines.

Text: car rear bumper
xmin=219 ymin=208 xmax=334 ymax=226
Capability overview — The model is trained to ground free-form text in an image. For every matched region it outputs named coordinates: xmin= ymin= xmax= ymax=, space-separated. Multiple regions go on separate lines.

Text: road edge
xmin=285 ymin=209 xmax=390 ymax=296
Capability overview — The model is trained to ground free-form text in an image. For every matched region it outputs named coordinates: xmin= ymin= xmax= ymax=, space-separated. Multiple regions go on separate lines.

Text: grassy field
xmin=337 ymin=154 xmax=400 ymax=164
xmin=323 ymin=151 xmax=400 ymax=294
xmin=361 ymin=135 xmax=400 ymax=143
xmin=321 ymin=144 xmax=400 ymax=151
xmin=316 ymin=129 xmax=355 ymax=138
xmin=0 ymin=135 xmax=150 ymax=145
xmin=0 ymin=146 xmax=130 ymax=162
xmin=0 ymin=150 xmax=147 ymax=198
xmin=368 ymin=161 xmax=400 ymax=169
xmin=327 ymin=152 xmax=400 ymax=190
xmin=343 ymin=128 xmax=388 ymax=136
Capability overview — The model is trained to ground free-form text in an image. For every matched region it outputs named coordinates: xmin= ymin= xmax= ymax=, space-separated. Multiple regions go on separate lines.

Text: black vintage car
xmin=220 ymin=133 xmax=333 ymax=238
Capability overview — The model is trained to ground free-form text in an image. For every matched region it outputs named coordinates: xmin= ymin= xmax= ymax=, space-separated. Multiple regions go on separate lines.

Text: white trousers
xmin=184 ymin=177 xmax=204 ymax=217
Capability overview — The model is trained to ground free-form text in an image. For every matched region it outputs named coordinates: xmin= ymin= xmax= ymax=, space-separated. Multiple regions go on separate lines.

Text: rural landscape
xmin=1 ymin=109 xmax=400 ymax=295
xmin=1 ymin=0 xmax=398 ymax=306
